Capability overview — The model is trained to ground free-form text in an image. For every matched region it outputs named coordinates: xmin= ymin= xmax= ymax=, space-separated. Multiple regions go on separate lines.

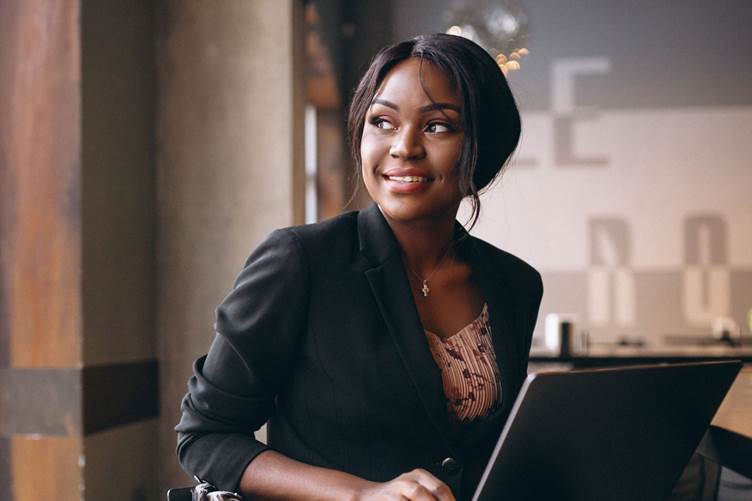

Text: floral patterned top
xmin=424 ymin=303 xmax=501 ymax=423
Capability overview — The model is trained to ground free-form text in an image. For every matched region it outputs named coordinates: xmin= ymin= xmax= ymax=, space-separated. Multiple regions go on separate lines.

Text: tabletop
xmin=697 ymin=366 xmax=752 ymax=479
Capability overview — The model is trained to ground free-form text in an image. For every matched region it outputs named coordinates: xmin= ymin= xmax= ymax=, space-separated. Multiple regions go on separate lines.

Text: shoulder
xmin=283 ymin=210 xmax=359 ymax=243
xmin=469 ymin=236 xmax=543 ymax=297
xmin=250 ymin=210 xmax=361 ymax=270
xmin=273 ymin=210 xmax=360 ymax=257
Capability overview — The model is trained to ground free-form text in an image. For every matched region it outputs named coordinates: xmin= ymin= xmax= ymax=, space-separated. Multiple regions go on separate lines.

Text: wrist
xmin=344 ymin=477 xmax=378 ymax=501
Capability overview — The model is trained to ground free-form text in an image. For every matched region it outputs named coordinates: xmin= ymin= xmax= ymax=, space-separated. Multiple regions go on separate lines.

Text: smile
xmin=384 ymin=175 xmax=432 ymax=183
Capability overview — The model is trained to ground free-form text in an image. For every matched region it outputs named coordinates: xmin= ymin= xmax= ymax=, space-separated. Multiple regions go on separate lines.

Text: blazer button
xmin=441 ymin=457 xmax=461 ymax=474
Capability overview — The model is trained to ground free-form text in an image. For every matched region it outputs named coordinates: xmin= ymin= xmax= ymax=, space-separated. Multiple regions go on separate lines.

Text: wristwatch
xmin=193 ymin=481 xmax=243 ymax=501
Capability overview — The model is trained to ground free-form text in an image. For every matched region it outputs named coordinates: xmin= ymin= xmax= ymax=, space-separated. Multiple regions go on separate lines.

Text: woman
xmin=176 ymin=33 xmax=543 ymax=501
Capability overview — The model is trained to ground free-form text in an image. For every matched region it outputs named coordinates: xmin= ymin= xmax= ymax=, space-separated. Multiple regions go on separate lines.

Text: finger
xmin=407 ymin=469 xmax=456 ymax=501
xmin=400 ymin=481 xmax=439 ymax=501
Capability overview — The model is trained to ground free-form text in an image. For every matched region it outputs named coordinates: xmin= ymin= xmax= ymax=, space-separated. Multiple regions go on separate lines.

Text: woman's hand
xmin=356 ymin=468 xmax=456 ymax=501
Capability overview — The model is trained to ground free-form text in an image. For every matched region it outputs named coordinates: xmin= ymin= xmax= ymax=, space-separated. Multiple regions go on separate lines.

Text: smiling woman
xmin=361 ymin=58 xmax=465 ymax=224
xmin=349 ymin=34 xmax=521 ymax=230
xmin=176 ymin=34 xmax=542 ymax=501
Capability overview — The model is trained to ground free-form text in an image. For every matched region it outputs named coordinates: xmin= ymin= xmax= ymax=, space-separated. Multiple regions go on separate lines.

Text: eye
xmin=425 ymin=122 xmax=454 ymax=134
xmin=369 ymin=117 xmax=396 ymax=131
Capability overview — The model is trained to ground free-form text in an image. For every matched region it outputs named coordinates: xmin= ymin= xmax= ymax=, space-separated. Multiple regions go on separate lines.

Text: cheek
xmin=360 ymin=145 xmax=377 ymax=188
xmin=360 ymin=161 xmax=371 ymax=187
xmin=360 ymin=132 xmax=383 ymax=173
xmin=359 ymin=142 xmax=371 ymax=171
xmin=439 ymin=142 xmax=464 ymax=178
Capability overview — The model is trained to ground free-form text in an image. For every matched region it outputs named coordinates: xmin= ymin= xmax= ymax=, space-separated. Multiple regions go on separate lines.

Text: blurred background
xmin=1 ymin=0 xmax=750 ymax=500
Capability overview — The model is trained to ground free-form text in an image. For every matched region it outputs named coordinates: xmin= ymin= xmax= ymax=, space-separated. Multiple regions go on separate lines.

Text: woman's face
xmin=360 ymin=57 xmax=464 ymax=225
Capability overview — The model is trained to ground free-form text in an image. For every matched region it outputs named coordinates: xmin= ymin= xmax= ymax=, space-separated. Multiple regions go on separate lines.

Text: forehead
xmin=374 ymin=57 xmax=459 ymax=106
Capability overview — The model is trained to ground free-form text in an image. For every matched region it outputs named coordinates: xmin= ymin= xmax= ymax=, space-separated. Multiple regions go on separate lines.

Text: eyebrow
xmin=371 ymin=98 xmax=461 ymax=114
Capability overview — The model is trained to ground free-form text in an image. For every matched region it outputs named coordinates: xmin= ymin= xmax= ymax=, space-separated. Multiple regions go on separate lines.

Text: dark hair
xmin=346 ymin=33 xmax=521 ymax=227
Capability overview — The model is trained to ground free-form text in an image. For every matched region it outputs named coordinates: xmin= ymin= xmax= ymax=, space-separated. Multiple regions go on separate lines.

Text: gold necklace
xmin=405 ymin=244 xmax=454 ymax=297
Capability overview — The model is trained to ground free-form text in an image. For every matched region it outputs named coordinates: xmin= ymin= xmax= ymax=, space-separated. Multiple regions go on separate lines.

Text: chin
xmin=379 ymin=204 xmax=429 ymax=223
xmin=377 ymin=198 xmax=457 ymax=225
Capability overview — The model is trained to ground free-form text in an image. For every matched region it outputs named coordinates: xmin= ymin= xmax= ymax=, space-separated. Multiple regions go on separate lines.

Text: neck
xmin=379 ymin=207 xmax=458 ymax=276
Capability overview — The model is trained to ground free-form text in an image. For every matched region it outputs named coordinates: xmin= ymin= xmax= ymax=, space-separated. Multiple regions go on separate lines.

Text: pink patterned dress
xmin=424 ymin=304 xmax=501 ymax=423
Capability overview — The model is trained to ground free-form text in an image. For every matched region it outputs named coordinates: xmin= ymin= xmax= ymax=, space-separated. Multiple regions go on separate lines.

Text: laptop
xmin=472 ymin=360 xmax=742 ymax=501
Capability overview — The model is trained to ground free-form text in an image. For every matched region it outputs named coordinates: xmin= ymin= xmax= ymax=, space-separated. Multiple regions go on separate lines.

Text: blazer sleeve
xmin=175 ymin=228 xmax=310 ymax=492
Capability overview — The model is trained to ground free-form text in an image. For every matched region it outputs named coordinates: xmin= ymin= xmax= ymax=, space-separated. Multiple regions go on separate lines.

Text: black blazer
xmin=176 ymin=204 xmax=543 ymax=500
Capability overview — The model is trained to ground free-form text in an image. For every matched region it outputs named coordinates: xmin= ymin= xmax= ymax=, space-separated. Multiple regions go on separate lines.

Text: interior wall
xmin=82 ymin=0 xmax=157 ymax=367
xmin=84 ymin=420 xmax=159 ymax=501
xmin=80 ymin=0 xmax=159 ymax=499
xmin=385 ymin=0 xmax=752 ymax=343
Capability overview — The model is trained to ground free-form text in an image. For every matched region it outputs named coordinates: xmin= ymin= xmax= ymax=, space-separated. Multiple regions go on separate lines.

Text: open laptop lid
xmin=472 ymin=360 xmax=742 ymax=501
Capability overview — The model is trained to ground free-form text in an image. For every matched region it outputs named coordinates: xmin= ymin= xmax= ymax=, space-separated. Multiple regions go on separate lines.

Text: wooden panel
xmin=0 ymin=0 xmax=82 ymax=368
xmin=10 ymin=436 xmax=81 ymax=501
xmin=711 ymin=366 xmax=752 ymax=438
xmin=697 ymin=366 xmax=752 ymax=478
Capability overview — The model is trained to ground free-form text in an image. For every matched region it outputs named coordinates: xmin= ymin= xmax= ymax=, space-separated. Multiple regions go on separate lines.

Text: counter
xmin=697 ymin=366 xmax=752 ymax=479
xmin=530 ymin=344 xmax=752 ymax=367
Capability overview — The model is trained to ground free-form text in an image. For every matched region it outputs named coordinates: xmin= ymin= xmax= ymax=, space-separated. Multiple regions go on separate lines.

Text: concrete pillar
xmin=156 ymin=0 xmax=306 ymax=491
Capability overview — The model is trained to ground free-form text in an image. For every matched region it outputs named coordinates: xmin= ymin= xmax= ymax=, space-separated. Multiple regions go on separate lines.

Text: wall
xmin=389 ymin=0 xmax=752 ymax=343
xmin=81 ymin=0 xmax=159 ymax=499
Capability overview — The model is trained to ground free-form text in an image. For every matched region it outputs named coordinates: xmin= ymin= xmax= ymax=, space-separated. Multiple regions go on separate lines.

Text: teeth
xmin=387 ymin=176 xmax=429 ymax=183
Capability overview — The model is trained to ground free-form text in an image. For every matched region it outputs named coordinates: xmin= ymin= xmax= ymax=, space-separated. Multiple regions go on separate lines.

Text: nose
xmin=389 ymin=125 xmax=426 ymax=160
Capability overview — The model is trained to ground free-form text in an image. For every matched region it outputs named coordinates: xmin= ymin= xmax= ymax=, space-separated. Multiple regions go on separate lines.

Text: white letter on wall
xmin=552 ymin=57 xmax=611 ymax=167
xmin=588 ymin=218 xmax=635 ymax=326
xmin=682 ymin=215 xmax=730 ymax=325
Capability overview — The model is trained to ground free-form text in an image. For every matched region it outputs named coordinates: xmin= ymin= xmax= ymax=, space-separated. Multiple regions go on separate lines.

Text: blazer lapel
xmin=358 ymin=205 xmax=457 ymax=447
xmin=459 ymin=234 xmax=523 ymax=416
xmin=448 ymin=234 xmax=526 ymax=447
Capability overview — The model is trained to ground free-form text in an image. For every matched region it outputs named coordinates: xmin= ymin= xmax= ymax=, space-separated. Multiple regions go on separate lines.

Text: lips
xmin=381 ymin=169 xmax=433 ymax=193
xmin=382 ymin=168 xmax=433 ymax=183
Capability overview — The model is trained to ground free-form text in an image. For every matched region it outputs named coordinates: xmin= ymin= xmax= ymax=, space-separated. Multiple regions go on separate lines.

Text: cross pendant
xmin=421 ymin=280 xmax=430 ymax=297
